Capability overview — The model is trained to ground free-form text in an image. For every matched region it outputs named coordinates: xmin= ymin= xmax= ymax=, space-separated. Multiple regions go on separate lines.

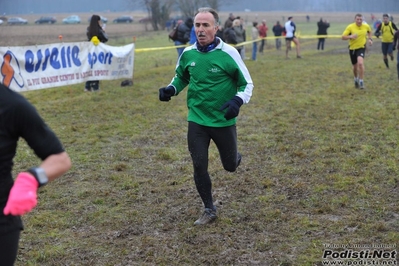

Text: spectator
xmin=175 ymin=18 xmax=193 ymax=57
xmin=0 ymin=82 xmax=72 ymax=265
xmin=317 ymin=18 xmax=330 ymax=50
xmin=374 ymin=13 xmax=398 ymax=68
xmin=258 ymin=20 xmax=268 ymax=54
xmin=158 ymin=7 xmax=253 ymax=226
xmin=272 ymin=20 xmax=284 ymax=50
xmin=232 ymin=19 xmax=245 ymax=55
xmin=373 ymin=19 xmax=382 ymax=30
xmin=236 ymin=16 xmax=247 ymax=60
xmin=224 ymin=13 xmax=235 ymax=29
xmin=223 ymin=21 xmax=238 ymax=47
xmin=85 ymin=14 xmax=108 ymax=92
xmin=284 ymin=16 xmax=302 ymax=59
xmin=251 ymin=21 xmax=259 ymax=60
xmin=341 ymin=13 xmax=373 ymax=89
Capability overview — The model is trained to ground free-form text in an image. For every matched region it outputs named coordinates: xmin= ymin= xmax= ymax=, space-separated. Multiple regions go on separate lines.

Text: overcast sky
xmin=1 ymin=0 xmax=398 ymax=15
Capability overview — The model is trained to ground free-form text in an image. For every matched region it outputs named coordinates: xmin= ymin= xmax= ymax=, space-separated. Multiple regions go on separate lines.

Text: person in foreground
xmin=342 ymin=13 xmax=373 ymax=90
xmin=0 ymin=82 xmax=72 ymax=265
xmin=158 ymin=7 xmax=253 ymax=225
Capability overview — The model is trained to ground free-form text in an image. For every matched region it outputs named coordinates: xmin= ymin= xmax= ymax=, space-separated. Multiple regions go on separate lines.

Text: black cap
xmin=288 ymin=16 xmax=293 ymax=20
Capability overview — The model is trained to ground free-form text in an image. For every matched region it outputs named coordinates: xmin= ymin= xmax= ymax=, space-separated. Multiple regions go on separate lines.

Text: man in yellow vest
xmin=342 ymin=14 xmax=373 ymax=89
xmin=375 ymin=14 xmax=398 ymax=68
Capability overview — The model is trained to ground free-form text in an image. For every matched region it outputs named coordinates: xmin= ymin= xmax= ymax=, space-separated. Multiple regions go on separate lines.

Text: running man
xmin=342 ymin=13 xmax=373 ymax=89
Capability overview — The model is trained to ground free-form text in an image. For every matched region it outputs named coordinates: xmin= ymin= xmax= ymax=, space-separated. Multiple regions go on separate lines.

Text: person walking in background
xmin=284 ymin=16 xmax=302 ymax=59
xmin=158 ymin=7 xmax=253 ymax=226
xmin=374 ymin=13 xmax=398 ymax=69
xmin=0 ymin=82 xmax=72 ymax=265
xmin=342 ymin=13 xmax=373 ymax=89
xmin=272 ymin=20 xmax=284 ymax=50
xmin=85 ymin=14 xmax=108 ymax=92
xmin=232 ymin=19 xmax=245 ymax=55
xmin=258 ymin=20 xmax=268 ymax=54
xmin=175 ymin=17 xmax=193 ymax=57
xmin=317 ymin=18 xmax=330 ymax=50
xmin=394 ymin=29 xmax=399 ymax=81
xmin=251 ymin=21 xmax=259 ymax=60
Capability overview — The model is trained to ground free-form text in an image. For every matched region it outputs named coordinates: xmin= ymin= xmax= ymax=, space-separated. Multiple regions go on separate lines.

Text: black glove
xmin=220 ymin=96 xmax=243 ymax=120
xmin=159 ymin=86 xmax=175 ymax=101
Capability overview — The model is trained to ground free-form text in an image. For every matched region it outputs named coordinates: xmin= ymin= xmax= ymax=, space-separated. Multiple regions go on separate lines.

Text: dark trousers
xmin=187 ymin=122 xmax=239 ymax=210
xmin=85 ymin=80 xmax=99 ymax=91
xmin=0 ymin=229 xmax=20 ymax=266
xmin=259 ymin=39 xmax=266 ymax=53
xmin=317 ymin=38 xmax=325 ymax=50
xmin=275 ymin=38 xmax=281 ymax=50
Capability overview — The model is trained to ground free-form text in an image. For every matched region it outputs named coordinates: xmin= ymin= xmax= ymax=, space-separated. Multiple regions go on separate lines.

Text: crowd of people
xmin=182 ymin=12 xmax=399 ymax=84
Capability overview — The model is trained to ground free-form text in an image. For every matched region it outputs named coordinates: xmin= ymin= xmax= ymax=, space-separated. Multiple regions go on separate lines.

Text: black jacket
xmin=176 ymin=18 xmax=193 ymax=43
xmin=272 ymin=24 xmax=284 ymax=36
xmin=87 ymin=26 xmax=108 ymax=43
xmin=317 ymin=20 xmax=330 ymax=35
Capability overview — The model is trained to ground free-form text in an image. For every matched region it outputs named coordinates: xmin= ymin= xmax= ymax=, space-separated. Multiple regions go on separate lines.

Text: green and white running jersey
xmin=169 ymin=39 xmax=254 ymax=127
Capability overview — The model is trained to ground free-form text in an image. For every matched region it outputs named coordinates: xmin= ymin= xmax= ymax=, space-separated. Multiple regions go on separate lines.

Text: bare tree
xmin=129 ymin=0 xmax=236 ymax=31
xmin=176 ymin=0 xmax=231 ymax=18
xmin=145 ymin=0 xmax=175 ymax=30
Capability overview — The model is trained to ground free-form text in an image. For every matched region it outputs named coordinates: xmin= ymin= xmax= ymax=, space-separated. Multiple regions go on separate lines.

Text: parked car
xmin=0 ymin=19 xmax=3 ymax=25
xmin=87 ymin=15 xmax=108 ymax=23
xmin=7 ymin=17 xmax=28 ymax=25
xmin=62 ymin=15 xmax=81 ymax=24
xmin=35 ymin=16 xmax=57 ymax=24
xmin=113 ymin=15 xmax=133 ymax=23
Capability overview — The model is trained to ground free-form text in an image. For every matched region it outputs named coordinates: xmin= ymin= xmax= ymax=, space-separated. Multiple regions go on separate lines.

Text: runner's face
xmin=194 ymin=12 xmax=218 ymax=46
xmin=383 ymin=16 xmax=389 ymax=24
xmin=355 ymin=16 xmax=363 ymax=26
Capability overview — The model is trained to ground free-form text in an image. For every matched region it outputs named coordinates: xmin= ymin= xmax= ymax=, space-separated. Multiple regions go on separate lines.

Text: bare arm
xmin=39 ymin=152 xmax=71 ymax=182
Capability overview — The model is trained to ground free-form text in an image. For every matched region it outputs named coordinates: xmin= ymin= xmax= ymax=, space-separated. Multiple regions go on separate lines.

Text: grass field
xmin=1 ymin=11 xmax=399 ymax=266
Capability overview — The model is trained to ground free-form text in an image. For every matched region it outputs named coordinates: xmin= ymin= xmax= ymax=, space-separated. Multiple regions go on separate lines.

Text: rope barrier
xmin=134 ymin=34 xmax=362 ymax=53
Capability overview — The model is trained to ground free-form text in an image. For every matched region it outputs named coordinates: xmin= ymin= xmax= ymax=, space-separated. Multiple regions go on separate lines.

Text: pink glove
xmin=3 ymin=172 xmax=39 ymax=216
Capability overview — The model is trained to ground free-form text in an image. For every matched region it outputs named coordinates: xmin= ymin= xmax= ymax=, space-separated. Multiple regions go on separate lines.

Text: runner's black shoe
xmin=194 ymin=208 xmax=217 ymax=225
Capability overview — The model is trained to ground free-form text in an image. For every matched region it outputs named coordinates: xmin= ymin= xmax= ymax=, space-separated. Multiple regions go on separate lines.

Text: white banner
xmin=0 ymin=42 xmax=135 ymax=92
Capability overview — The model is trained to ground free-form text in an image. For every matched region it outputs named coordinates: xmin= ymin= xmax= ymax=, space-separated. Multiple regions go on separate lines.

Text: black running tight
xmin=187 ymin=122 xmax=239 ymax=209
xmin=0 ymin=229 xmax=20 ymax=266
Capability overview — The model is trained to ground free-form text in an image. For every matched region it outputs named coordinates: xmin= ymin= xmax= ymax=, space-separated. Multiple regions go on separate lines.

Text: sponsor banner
xmin=0 ymin=42 xmax=134 ymax=92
